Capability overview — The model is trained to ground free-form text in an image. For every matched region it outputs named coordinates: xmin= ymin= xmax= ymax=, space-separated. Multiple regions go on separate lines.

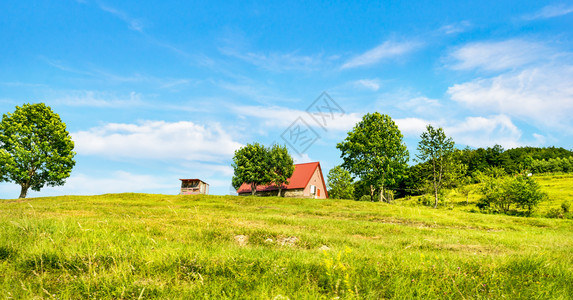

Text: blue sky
xmin=1 ymin=1 xmax=573 ymax=197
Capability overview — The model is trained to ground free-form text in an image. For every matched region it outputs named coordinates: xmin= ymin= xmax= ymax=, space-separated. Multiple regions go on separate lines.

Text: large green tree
xmin=416 ymin=125 xmax=456 ymax=208
xmin=337 ymin=112 xmax=409 ymax=202
xmin=268 ymin=144 xmax=295 ymax=196
xmin=0 ymin=103 xmax=76 ymax=198
xmin=232 ymin=143 xmax=272 ymax=196
xmin=326 ymin=165 xmax=354 ymax=199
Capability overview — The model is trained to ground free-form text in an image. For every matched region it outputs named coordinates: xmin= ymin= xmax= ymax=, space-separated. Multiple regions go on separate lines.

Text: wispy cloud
xmin=439 ymin=21 xmax=472 ymax=35
xmin=522 ymin=3 xmax=573 ymax=20
xmin=51 ymin=90 xmax=145 ymax=108
xmin=97 ymin=2 xmax=145 ymax=32
xmin=352 ymin=79 xmax=382 ymax=91
xmin=448 ymin=39 xmax=551 ymax=71
xmin=341 ymin=40 xmax=422 ymax=69
xmin=220 ymin=48 xmax=326 ymax=72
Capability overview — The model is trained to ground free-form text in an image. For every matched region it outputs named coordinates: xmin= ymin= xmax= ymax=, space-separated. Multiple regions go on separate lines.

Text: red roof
xmin=236 ymin=162 xmax=327 ymax=197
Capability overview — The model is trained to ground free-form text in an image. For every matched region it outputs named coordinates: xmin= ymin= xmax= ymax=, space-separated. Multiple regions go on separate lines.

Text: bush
xmin=546 ymin=208 xmax=564 ymax=219
xmin=358 ymin=195 xmax=372 ymax=202
xmin=477 ymin=173 xmax=546 ymax=216
xmin=561 ymin=201 xmax=570 ymax=213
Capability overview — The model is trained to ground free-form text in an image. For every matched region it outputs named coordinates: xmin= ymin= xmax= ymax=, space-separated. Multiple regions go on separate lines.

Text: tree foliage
xmin=0 ymin=103 xmax=76 ymax=198
xmin=416 ymin=125 xmax=458 ymax=208
xmin=337 ymin=112 xmax=409 ymax=202
xmin=326 ymin=165 xmax=354 ymax=199
xmin=268 ymin=144 xmax=295 ymax=196
xmin=232 ymin=143 xmax=294 ymax=196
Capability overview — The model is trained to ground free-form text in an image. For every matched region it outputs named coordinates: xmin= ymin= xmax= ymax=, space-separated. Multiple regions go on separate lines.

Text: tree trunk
xmin=380 ymin=185 xmax=387 ymax=203
xmin=278 ymin=187 xmax=282 ymax=197
xmin=434 ymin=184 xmax=438 ymax=209
xmin=251 ymin=183 xmax=257 ymax=196
xmin=19 ymin=184 xmax=29 ymax=199
xmin=369 ymin=185 xmax=375 ymax=202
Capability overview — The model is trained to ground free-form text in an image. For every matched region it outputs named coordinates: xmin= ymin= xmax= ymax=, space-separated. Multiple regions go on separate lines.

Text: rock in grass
xmin=319 ymin=245 xmax=330 ymax=251
xmin=234 ymin=235 xmax=248 ymax=246
xmin=278 ymin=236 xmax=298 ymax=246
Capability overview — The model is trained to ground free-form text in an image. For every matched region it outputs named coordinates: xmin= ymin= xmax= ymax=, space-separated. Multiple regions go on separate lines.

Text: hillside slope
xmin=1 ymin=193 xmax=572 ymax=299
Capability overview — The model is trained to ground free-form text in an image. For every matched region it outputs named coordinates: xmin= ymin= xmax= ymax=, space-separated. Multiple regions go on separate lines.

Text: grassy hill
xmin=1 ymin=177 xmax=572 ymax=298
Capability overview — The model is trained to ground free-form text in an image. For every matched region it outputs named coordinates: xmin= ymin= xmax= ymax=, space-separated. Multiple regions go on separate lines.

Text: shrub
xmin=561 ymin=201 xmax=570 ymax=213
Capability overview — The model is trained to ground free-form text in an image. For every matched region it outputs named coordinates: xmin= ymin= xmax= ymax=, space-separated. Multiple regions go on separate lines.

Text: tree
xmin=416 ymin=125 xmax=456 ymax=208
xmin=326 ymin=165 xmax=354 ymax=199
xmin=0 ymin=103 xmax=76 ymax=198
xmin=232 ymin=143 xmax=272 ymax=196
xmin=337 ymin=113 xmax=409 ymax=202
xmin=510 ymin=175 xmax=546 ymax=215
xmin=268 ymin=144 xmax=295 ymax=196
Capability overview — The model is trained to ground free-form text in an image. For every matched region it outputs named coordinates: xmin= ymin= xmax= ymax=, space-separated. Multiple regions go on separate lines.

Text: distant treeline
xmin=394 ymin=146 xmax=573 ymax=198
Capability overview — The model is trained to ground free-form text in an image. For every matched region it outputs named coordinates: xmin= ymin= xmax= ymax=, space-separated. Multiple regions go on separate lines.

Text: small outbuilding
xmin=236 ymin=162 xmax=328 ymax=198
xmin=179 ymin=179 xmax=209 ymax=195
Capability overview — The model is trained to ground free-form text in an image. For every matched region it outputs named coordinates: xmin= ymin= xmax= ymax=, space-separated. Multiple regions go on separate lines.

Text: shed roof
xmin=179 ymin=179 xmax=208 ymax=184
xmin=236 ymin=162 xmax=327 ymax=197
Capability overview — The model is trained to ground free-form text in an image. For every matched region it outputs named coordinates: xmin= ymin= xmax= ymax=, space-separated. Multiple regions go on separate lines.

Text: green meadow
xmin=1 ymin=175 xmax=572 ymax=299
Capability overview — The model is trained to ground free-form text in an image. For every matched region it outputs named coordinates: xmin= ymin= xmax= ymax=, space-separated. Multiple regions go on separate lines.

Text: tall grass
xmin=0 ymin=192 xmax=572 ymax=298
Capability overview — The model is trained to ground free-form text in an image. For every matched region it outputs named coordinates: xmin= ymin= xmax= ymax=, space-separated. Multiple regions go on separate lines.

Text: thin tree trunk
xmin=251 ymin=183 xmax=257 ymax=196
xmin=380 ymin=185 xmax=387 ymax=203
xmin=278 ymin=187 xmax=282 ymax=197
xmin=370 ymin=185 xmax=375 ymax=202
xmin=19 ymin=184 xmax=28 ymax=199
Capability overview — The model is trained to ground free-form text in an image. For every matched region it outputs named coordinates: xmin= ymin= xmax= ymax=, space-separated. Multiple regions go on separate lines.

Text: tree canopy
xmin=327 ymin=165 xmax=354 ymax=199
xmin=232 ymin=143 xmax=294 ymax=196
xmin=0 ymin=103 xmax=76 ymax=198
xmin=268 ymin=144 xmax=295 ymax=196
xmin=337 ymin=112 xmax=409 ymax=202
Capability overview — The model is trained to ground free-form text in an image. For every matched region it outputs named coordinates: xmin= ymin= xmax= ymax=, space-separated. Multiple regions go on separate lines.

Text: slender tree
xmin=337 ymin=113 xmax=409 ymax=202
xmin=327 ymin=165 xmax=354 ymax=199
xmin=268 ymin=144 xmax=294 ymax=196
xmin=0 ymin=103 xmax=76 ymax=198
xmin=416 ymin=125 xmax=456 ymax=208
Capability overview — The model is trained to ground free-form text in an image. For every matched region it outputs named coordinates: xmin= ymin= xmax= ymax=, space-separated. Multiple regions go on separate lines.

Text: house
xmin=236 ymin=162 xmax=328 ymax=198
xmin=179 ymin=179 xmax=209 ymax=195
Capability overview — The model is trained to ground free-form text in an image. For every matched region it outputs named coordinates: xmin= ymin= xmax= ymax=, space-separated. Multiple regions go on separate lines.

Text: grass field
xmin=1 ymin=175 xmax=572 ymax=299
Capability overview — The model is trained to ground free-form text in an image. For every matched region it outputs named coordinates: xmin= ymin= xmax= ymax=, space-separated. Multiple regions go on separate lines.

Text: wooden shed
xmin=179 ymin=179 xmax=209 ymax=195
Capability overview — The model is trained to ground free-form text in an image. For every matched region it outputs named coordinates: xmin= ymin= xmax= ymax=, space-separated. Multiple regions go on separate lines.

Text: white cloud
xmin=448 ymin=65 xmax=573 ymax=130
xmin=395 ymin=117 xmax=430 ymax=136
xmin=341 ymin=40 xmax=422 ymax=69
xmin=395 ymin=115 xmax=523 ymax=149
xmin=445 ymin=115 xmax=522 ymax=149
xmin=397 ymin=96 xmax=442 ymax=116
xmin=448 ymin=39 xmax=551 ymax=71
xmin=73 ymin=121 xmax=242 ymax=161
xmin=523 ymin=4 xmax=573 ymax=20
